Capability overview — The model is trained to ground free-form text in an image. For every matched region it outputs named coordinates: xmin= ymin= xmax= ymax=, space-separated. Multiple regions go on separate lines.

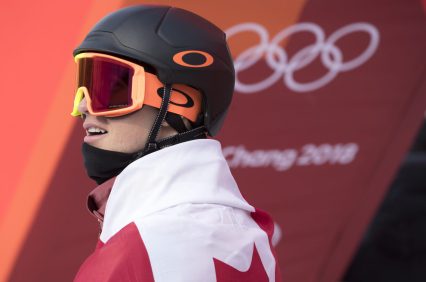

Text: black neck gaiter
xmin=82 ymin=142 xmax=139 ymax=185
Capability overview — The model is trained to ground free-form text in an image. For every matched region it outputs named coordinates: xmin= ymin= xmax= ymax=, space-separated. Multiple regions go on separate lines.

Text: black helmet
xmin=74 ymin=5 xmax=235 ymax=137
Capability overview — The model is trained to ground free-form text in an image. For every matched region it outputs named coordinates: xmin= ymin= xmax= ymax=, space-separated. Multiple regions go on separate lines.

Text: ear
xmin=158 ymin=120 xmax=178 ymax=140
xmin=161 ymin=120 xmax=168 ymax=127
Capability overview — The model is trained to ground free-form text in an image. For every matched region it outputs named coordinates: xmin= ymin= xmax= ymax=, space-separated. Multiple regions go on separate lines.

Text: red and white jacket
xmin=74 ymin=139 xmax=282 ymax=282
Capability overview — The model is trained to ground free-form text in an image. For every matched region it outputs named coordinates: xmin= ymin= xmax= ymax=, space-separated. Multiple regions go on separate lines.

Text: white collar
xmin=100 ymin=139 xmax=254 ymax=242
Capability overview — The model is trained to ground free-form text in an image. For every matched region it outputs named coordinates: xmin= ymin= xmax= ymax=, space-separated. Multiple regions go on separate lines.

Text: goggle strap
xmin=143 ymin=75 xmax=202 ymax=122
xmin=142 ymin=83 xmax=172 ymax=156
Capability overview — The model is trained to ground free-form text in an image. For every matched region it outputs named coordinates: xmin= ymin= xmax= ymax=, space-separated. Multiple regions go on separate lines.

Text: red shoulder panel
xmin=74 ymin=223 xmax=154 ymax=282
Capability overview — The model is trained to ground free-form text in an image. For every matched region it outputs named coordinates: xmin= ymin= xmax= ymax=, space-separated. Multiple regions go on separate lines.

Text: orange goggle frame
xmin=71 ymin=52 xmax=202 ymax=122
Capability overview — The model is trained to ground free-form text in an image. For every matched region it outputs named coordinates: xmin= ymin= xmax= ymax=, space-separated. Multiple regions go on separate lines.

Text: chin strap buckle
xmin=146 ymin=142 xmax=157 ymax=152
xmin=140 ymin=142 xmax=157 ymax=157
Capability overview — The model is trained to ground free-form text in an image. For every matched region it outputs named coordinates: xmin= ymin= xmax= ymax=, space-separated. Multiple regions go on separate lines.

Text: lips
xmin=87 ymin=127 xmax=107 ymax=136
xmin=83 ymin=123 xmax=108 ymax=143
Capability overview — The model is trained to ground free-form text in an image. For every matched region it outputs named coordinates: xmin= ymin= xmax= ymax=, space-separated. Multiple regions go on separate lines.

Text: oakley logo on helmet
xmin=173 ymin=50 xmax=214 ymax=68
xmin=157 ymin=87 xmax=195 ymax=108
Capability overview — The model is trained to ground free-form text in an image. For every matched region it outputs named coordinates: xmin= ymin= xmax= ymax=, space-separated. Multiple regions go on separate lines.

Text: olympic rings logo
xmin=226 ymin=22 xmax=380 ymax=93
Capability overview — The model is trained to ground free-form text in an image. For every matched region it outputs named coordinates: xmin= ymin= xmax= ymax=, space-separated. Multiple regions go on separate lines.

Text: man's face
xmin=77 ymin=97 xmax=158 ymax=153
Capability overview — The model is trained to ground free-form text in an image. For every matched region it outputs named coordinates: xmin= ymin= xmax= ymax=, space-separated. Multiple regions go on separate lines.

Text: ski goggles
xmin=71 ymin=52 xmax=202 ymax=122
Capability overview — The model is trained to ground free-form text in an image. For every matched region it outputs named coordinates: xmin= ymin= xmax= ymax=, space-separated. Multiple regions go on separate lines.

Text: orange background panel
xmin=0 ymin=1 xmax=123 ymax=281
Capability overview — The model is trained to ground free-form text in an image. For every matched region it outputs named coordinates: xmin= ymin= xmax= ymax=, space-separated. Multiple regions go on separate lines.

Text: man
xmin=72 ymin=5 xmax=281 ymax=282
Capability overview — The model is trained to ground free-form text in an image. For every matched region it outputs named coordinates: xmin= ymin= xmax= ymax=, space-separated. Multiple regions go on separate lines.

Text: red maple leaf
xmin=213 ymin=245 xmax=269 ymax=282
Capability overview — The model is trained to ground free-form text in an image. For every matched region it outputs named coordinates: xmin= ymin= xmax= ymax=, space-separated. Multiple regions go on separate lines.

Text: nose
xmin=77 ymin=96 xmax=88 ymax=116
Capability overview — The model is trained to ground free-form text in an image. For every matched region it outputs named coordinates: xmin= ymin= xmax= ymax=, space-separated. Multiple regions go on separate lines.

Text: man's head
xmin=72 ymin=5 xmax=235 ymax=183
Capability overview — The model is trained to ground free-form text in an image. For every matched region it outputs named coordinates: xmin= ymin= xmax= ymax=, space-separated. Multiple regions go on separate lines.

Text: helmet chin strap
xmin=140 ymin=83 xmax=172 ymax=157
xmin=137 ymin=83 xmax=207 ymax=159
